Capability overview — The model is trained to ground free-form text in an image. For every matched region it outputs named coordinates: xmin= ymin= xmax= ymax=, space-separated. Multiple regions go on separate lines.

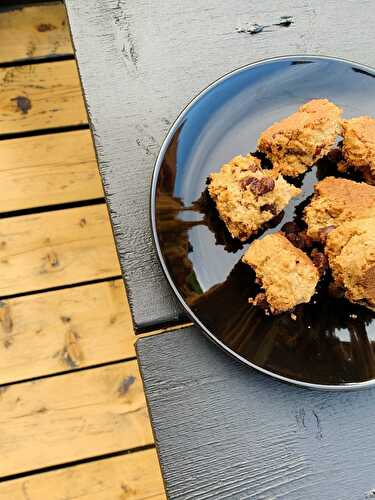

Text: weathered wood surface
xmin=0 ymin=204 xmax=120 ymax=296
xmin=65 ymin=0 xmax=375 ymax=331
xmin=0 ymin=130 xmax=102 ymax=212
xmin=0 ymin=60 xmax=87 ymax=135
xmin=138 ymin=327 xmax=375 ymax=500
xmin=0 ymin=3 xmax=73 ymax=64
xmin=0 ymin=448 xmax=165 ymax=500
xmin=0 ymin=279 xmax=134 ymax=385
xmin=0 ymin=360 xmax=153 ymax=477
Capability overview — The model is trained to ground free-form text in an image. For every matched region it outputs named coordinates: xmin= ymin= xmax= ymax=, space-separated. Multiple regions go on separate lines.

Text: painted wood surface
xmin=0 ymin=204 xmax=120 ymax=296
xmin=65 ymin=0 xmax=375 ymax=331
xmin=0 ymin=360 xmax=153 ymax=477
xmin=0 ymin=130 xmax=102 ymax=212
xmin=0 ymin=448 xmax=165 ymax=500
xmin=0 ymin=2 xmax=73 ymax=64
xmin=0 ymin=279 xmax=134 ymax=385
xmin=137 ymin=327 xmax=375 ymax=500
xmin=0 ymin=60 xmax=87 ymax=135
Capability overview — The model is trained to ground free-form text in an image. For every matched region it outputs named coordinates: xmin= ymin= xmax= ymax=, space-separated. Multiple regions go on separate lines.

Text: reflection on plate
xmin=151 ymin=56 xmax=375 ymax=389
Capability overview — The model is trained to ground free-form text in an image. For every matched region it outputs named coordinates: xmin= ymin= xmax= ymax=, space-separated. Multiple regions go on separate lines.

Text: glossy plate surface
xmin=151 ymin=55 xmax=375 ymax=390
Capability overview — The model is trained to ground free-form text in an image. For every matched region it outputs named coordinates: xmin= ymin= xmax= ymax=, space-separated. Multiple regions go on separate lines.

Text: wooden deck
xmin=0 ymin=2 xmax=165 ymax=498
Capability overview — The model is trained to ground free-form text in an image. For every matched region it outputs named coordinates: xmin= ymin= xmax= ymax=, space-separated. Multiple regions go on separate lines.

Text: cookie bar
xmin=257 ymin=99 xmax=342 ymax=177
xmin=242 ymin=232 xmax=319 ymax=314
xmin=208 ymin=154 xmax=300 ymax=241
xmin=340 ymin=116 xmax=375 ymax=185
xmin=325 ymin=217 xmax=375 ymax=311
xmin=304 ymin=177 xmax=375 ymax=240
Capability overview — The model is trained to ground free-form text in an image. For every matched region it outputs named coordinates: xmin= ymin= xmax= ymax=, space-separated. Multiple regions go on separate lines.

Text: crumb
xmin=325 ymin=217 xmax=375 ymax=311
xmin=257 ymin=99 xmax=342 ymax=176
xmin=242 ymin=232 xmax=319 ymax=314
xmin=349 ymin=313 xmax=358 ymax=319
xmin=341 ymin=116 xmax=375 ymax=185
xmin=304 ymin=177 xmax=375 ymax=240
xmin=290 ymin=313 xmax=297 ymax=320
xmin=208 ymin=154 xmax=300 ymax=241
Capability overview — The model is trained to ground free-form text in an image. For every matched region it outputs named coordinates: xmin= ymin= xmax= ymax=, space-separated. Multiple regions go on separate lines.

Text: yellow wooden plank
xmin=0 ymin=3 xmax=73 ymax=64
xmin=0 ymin=279 xmax=135 ymax=385
xmin=0 ymin=60 xmax=87 ymax=135
xmin=0 ymin=204 xmax=120 ymax=296
xmin=0 ymin=130 xmax=103 ymax=212
xmin=0 ymin=361 xmax=153 ymax=477
xmin=0 ymin=448 xmax=166 ymax=500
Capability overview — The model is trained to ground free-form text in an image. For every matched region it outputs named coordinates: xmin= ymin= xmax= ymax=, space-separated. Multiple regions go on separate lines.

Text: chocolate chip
xmin=240 ymin=176 xmax=275 ymax=196
xmin=284 ymin=230 xmax=313 ymax=251
xmin=281 ymin=221 xmax=300 ymax=234
xmin=326 ymin=147 xmax=342 ymax=163
xmin=318 ymin=225 xmax=335 ymax=243
xmin=311 ymin=249 xmax=329 ymax=276
xmin=260 ymin=203 xmax=277 ymax=215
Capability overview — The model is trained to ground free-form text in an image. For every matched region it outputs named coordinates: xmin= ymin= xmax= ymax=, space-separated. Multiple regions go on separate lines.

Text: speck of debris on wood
xmin=236 ymin=23 xmax=266 ymax=35
xmin=118 ymin=375 xmax=136 ymax=395
xmin=275 ymin=15 xmax=294 ymax=27
xmin=236 ymin=16 xmax=294 ymax=35
xmin=11 ymin=96 xmax=32 ymax=115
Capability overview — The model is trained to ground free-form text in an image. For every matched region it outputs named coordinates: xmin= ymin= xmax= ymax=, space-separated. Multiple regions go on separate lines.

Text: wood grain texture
xmin=0 ymin=130 xmax=103 ymax=212
xmin=0 ymin=3 xmax=73 ymax=64
xmin=138 ymin=328 xmax=375 ymax=500
xmin=0 ymin=204 xmax=120 ymax=296
xmin=65 ymin=0 xmax=375 ymax=331
xmin=0 ymin=448 xmax=165 ymax=500
xmin=0 ymin=279 xmax=134 ymax=385
xmin=0 ymin=60 xmax=87 ymax=135
xmin=0 ymin=360 xmax=153 ymax=477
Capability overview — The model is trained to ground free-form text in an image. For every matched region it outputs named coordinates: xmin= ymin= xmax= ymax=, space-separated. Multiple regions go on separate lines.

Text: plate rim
xmin=150 ymin=54 xmax=375 ymax=391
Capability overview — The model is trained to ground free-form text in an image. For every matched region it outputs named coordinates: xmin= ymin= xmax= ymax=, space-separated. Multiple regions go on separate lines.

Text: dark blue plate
xmin=151 ymin=55 xmax=375 ymax=390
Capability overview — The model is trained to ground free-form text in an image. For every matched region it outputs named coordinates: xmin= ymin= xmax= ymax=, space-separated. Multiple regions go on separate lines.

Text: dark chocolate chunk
xmin=240 ymin=176 xmax=275 ymax=196
xmin=260 ymin=203 xmax=277 ymax=215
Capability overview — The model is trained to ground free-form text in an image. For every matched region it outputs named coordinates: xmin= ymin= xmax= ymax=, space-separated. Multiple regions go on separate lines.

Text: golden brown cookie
xmin=242 ymin=232 xmax=319 ymax=314
xmin=325 ymin=217 xmax=375 ymax=311
xmin=304 ymin=176 xmax=375 ymax=240
xmin=340 ymin=116 xmax=375 ymax=185
xmin=257 ymin=99 xmax=342 ymax=177
xmin=208 ymin=155 xmax=300 ymax=241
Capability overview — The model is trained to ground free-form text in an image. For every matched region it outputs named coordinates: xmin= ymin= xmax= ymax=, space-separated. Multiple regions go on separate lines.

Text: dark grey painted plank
xmin=137 ymin=327 xmax=375 ymax=500
xmin=65 ymin=0 xmax=375 ymax=331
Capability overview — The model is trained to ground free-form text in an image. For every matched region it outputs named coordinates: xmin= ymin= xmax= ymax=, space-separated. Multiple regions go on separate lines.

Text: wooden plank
xmin=0 ymin=360 xmax=153 ymax=477
xmin=0 ymin=279 xmax=134 ymax=385
xmin=0 ymin=204 xmax=120 ymax=296
xmin=0 ymin=3 xmax=73 ymax=64
xmin=137 ymin=327 xmax=375 ymax=500
xmin=0 ymin=448 xmax=165 ymax=500
xmin=0 ymin=60 xmax=87 ymax=135
xmin=65 ymin=0 xmax=375 ymax=331
xmin=0 ymin=130 xmax=103 ymax=212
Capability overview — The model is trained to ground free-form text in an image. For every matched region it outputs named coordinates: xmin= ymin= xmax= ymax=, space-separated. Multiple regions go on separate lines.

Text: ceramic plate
xmin=151 ymin=55 xmax=375 ymax=390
